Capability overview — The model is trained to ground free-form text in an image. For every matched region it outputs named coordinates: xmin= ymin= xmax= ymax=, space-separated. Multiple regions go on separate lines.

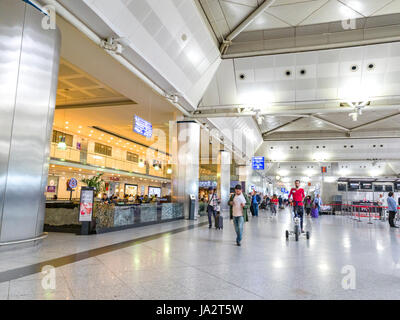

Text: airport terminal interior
xmin=1 ymin=0 xmax=400 ymax=301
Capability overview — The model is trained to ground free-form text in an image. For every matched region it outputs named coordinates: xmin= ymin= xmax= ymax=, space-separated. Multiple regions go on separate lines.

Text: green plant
xmin=81 ymin=173 xmax=105 ymax=196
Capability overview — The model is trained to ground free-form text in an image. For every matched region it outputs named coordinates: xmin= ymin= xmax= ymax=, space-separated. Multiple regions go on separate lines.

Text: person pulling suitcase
xmin=215 ymin=205 xmax=223 ymax=230
xmin=207 ymin=187 xmax=220 ymax=229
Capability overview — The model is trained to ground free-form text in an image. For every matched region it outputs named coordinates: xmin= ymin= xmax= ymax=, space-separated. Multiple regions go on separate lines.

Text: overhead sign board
xmin=252 ymin=157 xmax=265 ymax=170
xmin=133 ymin=115 xmax=152 ymax=138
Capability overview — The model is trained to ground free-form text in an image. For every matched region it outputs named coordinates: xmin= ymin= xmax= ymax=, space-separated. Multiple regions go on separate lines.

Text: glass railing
xmin=50 ymin=143 xmax=168 ymax=178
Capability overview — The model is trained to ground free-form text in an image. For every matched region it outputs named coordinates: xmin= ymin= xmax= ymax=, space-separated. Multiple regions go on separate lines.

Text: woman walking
xmin=270 ymin=194 xmax=279 ymax=216
xmin=304 ymin=196 xmax=312 ymax=216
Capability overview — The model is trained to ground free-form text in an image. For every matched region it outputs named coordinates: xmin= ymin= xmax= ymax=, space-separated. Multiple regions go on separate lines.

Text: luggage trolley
xmin=285 ymin=205 xmax=310 ymax=241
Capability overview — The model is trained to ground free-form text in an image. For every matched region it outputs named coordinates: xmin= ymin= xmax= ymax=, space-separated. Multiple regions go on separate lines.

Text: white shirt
xmin=232 ymin=193 xmax=246 ymax=217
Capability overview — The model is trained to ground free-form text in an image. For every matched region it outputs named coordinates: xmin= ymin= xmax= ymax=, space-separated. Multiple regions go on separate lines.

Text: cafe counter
xmin=44 ymin=201 xmax=184 ymax=234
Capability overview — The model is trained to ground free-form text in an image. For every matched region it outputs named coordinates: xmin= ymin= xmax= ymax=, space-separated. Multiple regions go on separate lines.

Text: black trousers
xmin=389 ymin=211 xmax=396 ymax=227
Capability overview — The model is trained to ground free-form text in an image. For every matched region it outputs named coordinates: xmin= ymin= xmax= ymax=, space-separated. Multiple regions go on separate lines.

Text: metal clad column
xmin=172 ymin=121 xmax=200 ymax=219
xmin=218 ymin=150 xmax=231 ymax=212
xmin=0 ymin=0 xmax=61 ymax=242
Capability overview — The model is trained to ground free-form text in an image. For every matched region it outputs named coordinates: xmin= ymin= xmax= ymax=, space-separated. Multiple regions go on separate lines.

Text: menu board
xmin=79 ymin=187 xmax=94 ymax=222
xmin=148 ymin=186 xmax=161 ymax=197
xmin=133 ymin=115 xmax=152 ymax=138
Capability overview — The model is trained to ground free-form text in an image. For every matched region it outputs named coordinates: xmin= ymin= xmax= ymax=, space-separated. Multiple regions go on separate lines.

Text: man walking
xmin=207 ymin=187 xmax=220 ymax=229
xmin=314 ymin=194 xmax=322 ymax=212
xmin=251 ymin=190 xmax=261 ymax=217
xmin=387 ymin=192 xmax=399 ymax=228
xmin=228 ymin=185 xmax=250 ymax=246
xmin=288 ymin=180 xmax=306 ymax=233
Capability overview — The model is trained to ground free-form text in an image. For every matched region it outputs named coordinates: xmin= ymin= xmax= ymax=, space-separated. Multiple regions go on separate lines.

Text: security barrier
xmin=321 ymin=203 xmax=400 ymax=225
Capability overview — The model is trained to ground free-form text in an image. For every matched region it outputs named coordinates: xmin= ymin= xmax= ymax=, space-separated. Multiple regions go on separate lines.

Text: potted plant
xmin=81 ymin=173 xmax=105 ymax=197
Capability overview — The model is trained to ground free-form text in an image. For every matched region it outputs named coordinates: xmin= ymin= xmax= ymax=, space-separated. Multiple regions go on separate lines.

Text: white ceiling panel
xmin=267 ymin=0 xmax=328 ymax=26
xmin=209 ymin=116 xmax=263 ymax=156
xmin=300 ymin=0 xmax=363 ymax=26
xmin=82 ymin=0 xmax=221 ymax=109
xmin=202 ymin=42 xmax=400 ymax=107
xmin=219 ymin=0 xmax=255 ymax=30
xmin=342 ymin=0 xmax=394 ymax=17
xmin=245 ymin=12 xmax=291 ymax=31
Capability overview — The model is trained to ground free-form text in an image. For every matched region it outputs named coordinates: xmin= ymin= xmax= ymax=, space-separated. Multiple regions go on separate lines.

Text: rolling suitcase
xmin=215 ymin=213 xmax=223 ymax=230
xmin=311 ymin=207 xmax=319 ymax=218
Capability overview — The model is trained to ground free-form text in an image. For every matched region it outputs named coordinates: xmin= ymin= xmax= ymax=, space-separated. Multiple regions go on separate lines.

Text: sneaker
xmin=236 ymin=242 xmax=241 ymax=246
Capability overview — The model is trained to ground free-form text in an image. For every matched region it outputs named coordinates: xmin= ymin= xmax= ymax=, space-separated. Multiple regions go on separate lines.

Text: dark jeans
xmin=252 ymin=203 xmax=259 ymax=216
xmin=207 ymin=205 xmax=216 ymax=227
xmin=305 ymin=207 xmax=311 ymax=216
xmin=389 ymin=211 xmax=396 ymax=227
xmin=294 ymin=204 xmax=304 ymax=231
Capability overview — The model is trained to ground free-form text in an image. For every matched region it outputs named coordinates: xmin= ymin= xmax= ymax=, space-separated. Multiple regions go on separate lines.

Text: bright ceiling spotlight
xmin=275 ymin=175 xmax=281 ymax=181
xmin=167 ymin=168 xmax=172 ymax=174
xmin=57 ymin=137 xmax=67 ymax=150
xmin=325 ymin=176 xmax=337 ymax=183
xmin=270 ymin=150 xmax=286 ymax=161
xmin=369 ymin=168 xmax=382 ymax=177
xmin=304 ymin=169 xmax=316 ymax=177
xmin=313 ymin=152 xmax=329 ymax=161
xmin=338 ymin=169 xmax=351 ymax=176
xmin=138 ymin=160 xmax=145 ymax=168
xmin=278 ymin=169 xmax=289 ymax=176
xmin=239 ymin=90 xmax=273 ymax=109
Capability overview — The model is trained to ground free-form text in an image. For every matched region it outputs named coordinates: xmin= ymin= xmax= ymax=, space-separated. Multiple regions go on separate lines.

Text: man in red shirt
xmin=288 ymin=180 xmax=306 ymax=232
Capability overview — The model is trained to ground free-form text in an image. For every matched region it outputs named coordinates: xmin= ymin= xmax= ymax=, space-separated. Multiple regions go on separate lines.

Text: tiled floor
xmin=1 ymin=209 xmax=400 ymax=300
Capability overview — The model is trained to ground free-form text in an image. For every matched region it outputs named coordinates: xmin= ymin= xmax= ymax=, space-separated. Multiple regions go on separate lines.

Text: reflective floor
xmin=1 ymin=208 xmax=400 ymax=300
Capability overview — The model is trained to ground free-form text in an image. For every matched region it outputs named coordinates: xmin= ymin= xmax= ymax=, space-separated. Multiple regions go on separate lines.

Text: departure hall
xmin=1 ymin=0 xmax=400 ymax=303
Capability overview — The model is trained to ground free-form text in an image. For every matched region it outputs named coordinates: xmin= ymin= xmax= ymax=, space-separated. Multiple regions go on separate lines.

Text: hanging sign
xmin=133 ymin=115 xmax=152 ymax=138
xmin=252 ymin=157 xmax=265 ymax=170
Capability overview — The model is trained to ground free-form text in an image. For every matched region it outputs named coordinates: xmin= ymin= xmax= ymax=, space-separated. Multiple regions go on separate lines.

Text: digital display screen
xmin=374 ymin=185 xmax=383 ymax=192
xmin=133 ymin=115 xmax=152 ymax=138
xmin=252 ymin=157 xmax=265 ymax=170
xmin=385 ymin=185 xmax=393 ymax=192
xmin=338 ymin=184 xmax=346 ymax=191
xmin=395 ymin=183 xmax=400 ymax=191
xmin=348 ymin=182 xmax=359 ymax=190
xmin=361 ymin=182 xmax=372 ymax=190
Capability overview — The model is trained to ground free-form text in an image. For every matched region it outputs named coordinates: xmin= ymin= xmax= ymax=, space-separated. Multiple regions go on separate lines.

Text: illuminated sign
xmin=252 ymin=157 xmax=265 ymax=170
xmin=79 ymin=187 xmax=94 ymax=222
xmin=133 ymin=115 xmax=152 ymax=138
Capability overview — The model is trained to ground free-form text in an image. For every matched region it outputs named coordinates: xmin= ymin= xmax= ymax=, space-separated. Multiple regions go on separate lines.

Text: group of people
xmin=205 ymin=180 xmax=324 ymax=247
xmin=101 ymin=193 xmax=161 ymax=205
